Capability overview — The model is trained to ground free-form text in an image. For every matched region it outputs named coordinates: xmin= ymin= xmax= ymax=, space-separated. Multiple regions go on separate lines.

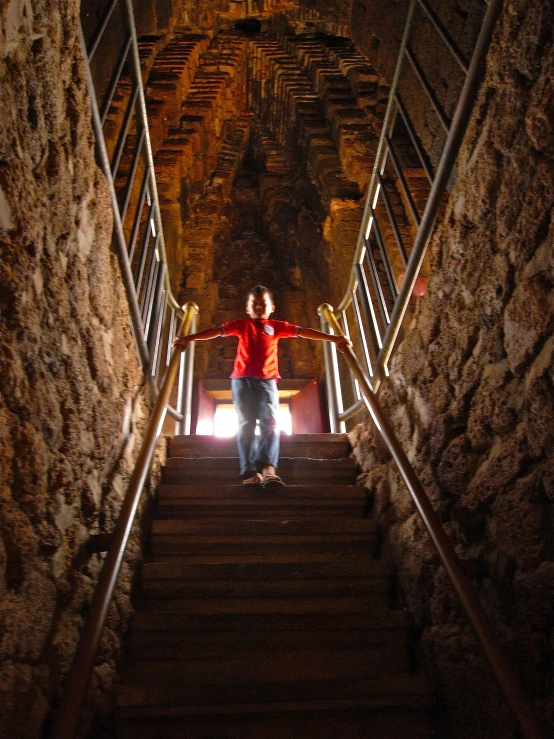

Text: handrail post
xmin=51 ymin=303 xmax=199 ymax=739
xmin=320 ymin=307 xmax=544 ymax=739
xmin=318 ymin=304 xmax=345 ymax=434
xmin=79 ymin=10 xmax=185 ymax=421
xmin=337 ymin=0 xmax=417 ymax=316
xmin=176 ymin=312 xmax=197 ymax=435
xmin=123 ymin=0 xmax=179 ymax=316
xmin=78 ymin=21 xmax=150 ymax=370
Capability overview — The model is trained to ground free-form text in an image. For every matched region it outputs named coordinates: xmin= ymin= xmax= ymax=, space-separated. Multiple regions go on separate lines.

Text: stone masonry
xmin=0 ymin=2 xmax=166 ymax=737
xmin=348 ymin=1 xmax=554 ymax=736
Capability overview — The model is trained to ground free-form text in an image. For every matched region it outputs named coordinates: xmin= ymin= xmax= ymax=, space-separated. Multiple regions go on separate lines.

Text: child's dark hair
xmin=248 ymin=285 xmax=274 ymax=303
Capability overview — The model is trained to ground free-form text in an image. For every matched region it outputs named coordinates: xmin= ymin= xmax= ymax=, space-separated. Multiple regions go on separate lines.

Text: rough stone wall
xmin=0 ymin=3 xmax=162 ymax=737
xmin=349 ymin=1 xmax=554 ymax=736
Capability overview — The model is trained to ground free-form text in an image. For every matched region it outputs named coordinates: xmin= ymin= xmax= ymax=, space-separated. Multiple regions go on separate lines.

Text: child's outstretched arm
xmin=297 ymin=327 xmax=351 ymax=353
xmin=172 ymin=327 xmax=222 ymax=350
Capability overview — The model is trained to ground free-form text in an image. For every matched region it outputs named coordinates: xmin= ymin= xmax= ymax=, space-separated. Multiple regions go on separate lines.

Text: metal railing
xmin=323 ymin=0 xmax=503 ymax=429
xmin=79 ymin=0 xmax=195 ymax=433
xmin=51 ymin=302 xmax=199 ymax=739
xmin=318 ymin=304 xmax=544 ymax=739
xmin=50 ymin=4 xmax=202 ymax=736
xmin=318 ymin=2 xmax=544 ymax=732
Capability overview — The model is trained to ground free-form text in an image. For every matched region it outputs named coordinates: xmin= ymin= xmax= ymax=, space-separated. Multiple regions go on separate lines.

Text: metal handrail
xmin=334 ymin=0 xmax=502 ymax=406
xmin=337 ymin=0 xmax=418 ymax=315
xmin=378 ymin=0 xmax=502 ymax=374
xmin=317 ymin=304 xmax=544 ymax=739
xmin=80 ymin=0 xmax=187 ymax=427
xmin=51 ymin=302 xmax=199 ymax=739
xmin=123 ymin=0 xmax=177 ymax=314
xmin=50 ymin=6 xmax=203 ymax=733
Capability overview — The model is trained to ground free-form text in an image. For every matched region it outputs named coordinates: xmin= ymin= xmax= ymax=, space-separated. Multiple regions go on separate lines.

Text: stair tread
xmin=152 ymin=517 xmax=377 ymax=535
xmin=170 ymin=434 xmax=350 ymax=451
xmin=146 ymin=552 xmax=378 ymax=564
xmin=131 ymin=609 xmax=410 ymax=631
xmin=135 ymin=594 xmax=389 ymax=613
xmin=116 ymin=435 xmax=427 ymax=738
xmin=162 ymin=458 xmax=357 ymax=484
xmin=158 ymin=483 xmax=366 ymax=498
xmin=140 ymin=581 xmax=389 ymax=599
xmin=157 ymin=507 xmax=368 ymax=520
xmin=170 ymin=434 xmax=351 ymax=459
xmin=152 ymin=533 xmax=377 ymax=543
xmin=117 ymin=709 xmax=429 ymax=739
xmin=158 ymin=502 xmax=365 ymax=511
xmin=129 ymin=628 xmax=408 ymax=652
xmin=117 ymin=709 xmax=428 ymax=739
xmin=118 ymin=674 xmax=428 ymax=710
xmin=121 ymin=647 xmax=411 ymax=685
xmin=141 ymin=559 xmax=390 ymax=579
xmin=157 ymin=498 xmax=367 ymax=508
xmin=172 ymin=434 xmax=349 ymax=444
xmin=140 ymin=561 xmax=390 ymax=598
xmin=151 ymin=538 xmax=378 ymax=557
xmin=166 ymin=457 xmax=356 ymax=468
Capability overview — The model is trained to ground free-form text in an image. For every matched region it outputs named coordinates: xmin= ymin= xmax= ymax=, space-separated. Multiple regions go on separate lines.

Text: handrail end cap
xmin=181 ymin=302 xmax=200 ymax=314
xmin=317 ymin=302 xmax=334 ymax=317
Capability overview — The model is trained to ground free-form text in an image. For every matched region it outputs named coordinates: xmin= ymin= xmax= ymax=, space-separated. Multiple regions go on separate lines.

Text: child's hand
xmin=335 ymin=336 xmax=352 ymax=353
xmin=172 ymin=335 xmax=190 ymax=350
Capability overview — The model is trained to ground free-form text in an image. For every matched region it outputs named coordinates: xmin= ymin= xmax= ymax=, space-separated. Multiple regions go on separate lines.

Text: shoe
xmin=242 ymin=473 xmax=263 ymax=486
xmin=262 ymin=474 xmax=286 ymax=492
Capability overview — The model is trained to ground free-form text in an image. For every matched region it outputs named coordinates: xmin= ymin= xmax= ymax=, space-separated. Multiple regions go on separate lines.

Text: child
xmin=173 ymin=285 xmax=350 ymax=491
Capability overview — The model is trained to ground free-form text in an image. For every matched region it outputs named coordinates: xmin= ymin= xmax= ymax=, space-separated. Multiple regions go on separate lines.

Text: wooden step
xmin=140 ymin=578 xmax=388 ymax=600
xmin=117 ymin=431 xmax=428 ymax=738
xmin=121 ymin=646 xmax=410 ymax=685
xmin=118 ymin=705 xmax=429 ymax=739
xmin=151 ymin=517 xmax=377 ymax=537
xmin=162 ymin=457 xmax=357 ymax=484
xmin=130 ymin=609 xmax=410 ymax=633
xmin=158 ymin=502 xmax=368 ymax=518
xmin=151 ymin=516 xmax=378 ymax=556
xmin=135 ymin=594 xmax=389 ymax=614
xmin=157 ymin=496 xmax=368 ymax=518
xmin=118 ymin=674 xmax=427 ymax=711
xmin=169 ymin=433 xmax=351 ymax=459
xmin=128 ymin=625 xmax=409 ymax=660
xmin=151 ymin=518 xmax=377 ymax=553
xmin=147 ymin=551 xmax=378 ymax=565
xmin=141 ymin=559 xmax=390 ymax=581
xmin=158 ymin=482 xmax=367 ymax=500
xmin=151 ymin=534 xmax=379 ymax=557
xmin=140 ymin=559 xmax=389 ymax=599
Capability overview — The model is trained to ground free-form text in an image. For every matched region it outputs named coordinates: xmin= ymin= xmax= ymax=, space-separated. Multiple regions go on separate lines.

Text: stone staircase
xmin=116 ymin=434 xmax=429 ymax=738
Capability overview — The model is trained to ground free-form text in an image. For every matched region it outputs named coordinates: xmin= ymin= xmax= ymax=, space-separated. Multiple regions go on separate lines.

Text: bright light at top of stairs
xmin=199 ymin=404 xmax=292 ymax=437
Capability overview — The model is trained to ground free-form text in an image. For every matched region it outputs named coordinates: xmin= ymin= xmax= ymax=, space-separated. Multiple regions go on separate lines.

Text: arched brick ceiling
xmin=136 ymin=1 xmax=354 ymax=37
xmin=101 ymin=1 xmax=418 ymax=380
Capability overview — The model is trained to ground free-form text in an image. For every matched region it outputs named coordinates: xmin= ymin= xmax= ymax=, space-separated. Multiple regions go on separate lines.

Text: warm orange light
xmin=212 ymin=404 xmax=292 ymax=437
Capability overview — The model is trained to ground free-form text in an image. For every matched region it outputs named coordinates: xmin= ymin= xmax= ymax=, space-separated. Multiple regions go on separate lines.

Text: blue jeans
xmin=231 ymin=377 xmax=280 ymax=477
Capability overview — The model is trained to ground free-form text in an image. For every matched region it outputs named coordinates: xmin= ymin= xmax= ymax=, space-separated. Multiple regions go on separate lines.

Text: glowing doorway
xmin=211 ymin=404 xmax=292 ymax=438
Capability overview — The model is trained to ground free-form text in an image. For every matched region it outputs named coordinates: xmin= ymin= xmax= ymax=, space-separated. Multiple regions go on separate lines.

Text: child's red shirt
xmin=221 ymin=318 xmax=299 ymax=380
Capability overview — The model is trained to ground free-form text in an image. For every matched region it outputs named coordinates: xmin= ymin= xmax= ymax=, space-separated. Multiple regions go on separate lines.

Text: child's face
xmin=246 ymin=291 xmax=275 ymax=320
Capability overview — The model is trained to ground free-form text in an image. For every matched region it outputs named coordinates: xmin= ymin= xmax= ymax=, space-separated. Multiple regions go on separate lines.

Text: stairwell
xmin=116 ymin=434 xmax=429 ymax=738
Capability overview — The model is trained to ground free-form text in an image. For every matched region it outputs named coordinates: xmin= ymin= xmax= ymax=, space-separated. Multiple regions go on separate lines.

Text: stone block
xmin=504 ymin=274 xmax=554 ymax=375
